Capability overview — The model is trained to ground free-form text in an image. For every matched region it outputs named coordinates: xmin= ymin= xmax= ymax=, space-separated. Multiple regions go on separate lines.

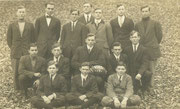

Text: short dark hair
xmin=45 ymin=2 xmax=55 ymax=8
xmin=94 ymin=8 xmax=102 ymax=12
xmin=130 ymin=30 xmax=140 ymax=38
xmin=29 ymin=43 xmax=37 ymax=50
xmin=51 ymin=42 xmax=61 ymax=50
xmin=111 ymin=42 xmax=122 ymax=49
xmin=80 ymin=62 xmax=90 ymax=68
xmin=140 ymin=5 xmax=150 ymax=11
xmin=86 ymin=33 xmax=95 ymax=39
xmin=116 ymin=61 xmax=127 ymax=69
xmin=47 ymin=60 xmax=58 ymax=68
xmin=70 ymin=9 xmax=80 ymax=15
xmin=83 ymin=2 xmax=93 ymax=7
xmin=117 ymin=4 xmax=124 ymax=8
xmin=17 ymin=5 xmax=25 ymax=10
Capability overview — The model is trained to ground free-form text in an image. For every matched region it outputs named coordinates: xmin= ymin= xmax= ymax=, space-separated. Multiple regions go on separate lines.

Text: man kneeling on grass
xmin=31 ymin=60 xmax=67 ymax=109
xmin=101 ymin=62 xmax=141 ymax=108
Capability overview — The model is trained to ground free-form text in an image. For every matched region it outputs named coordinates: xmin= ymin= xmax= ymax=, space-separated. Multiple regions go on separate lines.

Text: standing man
xmin=35 ymin=2 xmax=61 ymax=59
xmin=7 ymin=6 xmax=35 ymax=90
xmin=110 ymin=4 xmax=134 ymax=49
xmin=78 ymin=2 xmax=94 ymax=25
xmin=135 ymin=5 xmax=163 ymax=89
xmin=60 ymin=9 xmax=88 ymax=60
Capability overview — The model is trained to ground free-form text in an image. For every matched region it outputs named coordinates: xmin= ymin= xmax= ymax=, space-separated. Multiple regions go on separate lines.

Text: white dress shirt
xmin=87 ymin=45 xmax=93 ymax=53
xmin=118 ymin=15 xmax=125 ymax=27
xmin=132 ymin=43 xmax=139 ymax=52
xmin=45 ymin=13 xmax=52 ymax=26
xmin=81 ymin=74 xmax=88 ymax=86
xmin=84 ymin=13 xmax=92 ymax=22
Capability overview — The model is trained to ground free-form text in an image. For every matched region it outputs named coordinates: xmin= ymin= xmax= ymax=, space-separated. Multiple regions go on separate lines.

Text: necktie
xmin=119 ymin=17 xmax=123 ymax=27
xmin=50 ymin=76 xmax=53 ymax=87
xmin=133 ymin=45 xmax=136 ymax=53
xmin=88 ymin=48 xmax=91 ymax=54
xmin=55 ymin=57 xmax=58 ymax=63
xmin=87 ymin=15 xmax=89 ymax=23
xmin=71 ymin=22 xmax=74 ymax=31
xmin=119 ymin=76 xmax=121 ymax=83
xmin=82 ymin=78 xmax=86 ymax=86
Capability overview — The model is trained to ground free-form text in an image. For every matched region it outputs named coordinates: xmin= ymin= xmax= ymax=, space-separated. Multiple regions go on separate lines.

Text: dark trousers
xmin=11 ymin=58 xmax=20 ymax=90
xmin=31 ymin=95 xmax=65 ymax=109
xmin=66 ymin=92 xmax=102 ymax=109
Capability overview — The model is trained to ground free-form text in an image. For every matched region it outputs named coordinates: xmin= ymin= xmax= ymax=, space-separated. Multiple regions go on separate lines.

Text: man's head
xmin=130 ymin=30 xmax=140 ymax=45
xmin=116 ymin=4 xmax=125 ymax=16
xmin=94 ymin=8 xmax=102 ymax=20
xmin=29 ymin=43 xmax=38 ymax=57
xmin=47 ymin=60 xmax=58 ymax=76
xmin=141 ymin=5 xmax=151 ymax=18
xmin=16 ymin=6 xmax=26 ymax=21
xmin=116 ymin=62 xmax=127 ymax=76
xmin=85 ymin=33 xmax=96 ymax=47
xmin=45 ymin=2 xmax=55 ymax=16
xmin=79 ymin=62 xmax=90 ymax=76
xmin=51 ymin=42 xmax=62 ymax=58
xmin=111 ymin=42 xmax=122 ymax=56
xmin=83 ymin=2 xmax=93 ymax=14
xmin=70 ymin=9 xmax=80 ymax=22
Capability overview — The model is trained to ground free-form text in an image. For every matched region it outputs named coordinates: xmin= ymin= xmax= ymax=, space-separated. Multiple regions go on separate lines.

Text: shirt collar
xmin=84 ymin=13 xmax=91 ymax=18
xmin=81 ymin=74 xmax=88 ymax=80
xmin=113 ymin=54 xmax=120 ymax=59
xmin=54 ymin=56 xmax=60 ymax=61
xmin=117 ymin=74 xmax=123 ymax=81
xmin=71 ymin=20 xmax=78 ymax=24
xmin=45 ymin=13 xmax=53 ymax=18
xmin=132 ymin=43 xmax=139 ymax=48
xmin=50 ymin=74 xmax=57 ymax=80
xmin=87 ymin=45 xmax=93 ymax=50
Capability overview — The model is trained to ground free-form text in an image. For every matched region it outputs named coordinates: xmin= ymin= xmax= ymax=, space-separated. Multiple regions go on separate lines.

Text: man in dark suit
xmin=78 ymin=2 xmax=94 ymax=25
xmin=71 ymin=33 xmax=106 ymax=92
xmin=60 ymin=9 xmax=88 ymax=60
xmin=35 ymin=2 xmax=61 ymax=59
xmin=48 ymin=42 xmax=70 ymax=91
xmin=18 ymin=43 xmax=46 ymax=98
xmin=107 ymin=42 xmax=128 ymax=75
xmin=110 ymin=4 xmax=134 ymax=49
xmin=135 ymin=5 xmax=163 ymax=89
xmin=31 ymin=61 xmax=67 ymax=109
xmin=66 ymin=62 xmax=103 ymax=109
xmin=7 ymin=6 xmax=35 ymax=90
xmin=101 ymin=62 xmax=141 ymax=108
xmin=124 ymin=31 xmax=152 ymax=94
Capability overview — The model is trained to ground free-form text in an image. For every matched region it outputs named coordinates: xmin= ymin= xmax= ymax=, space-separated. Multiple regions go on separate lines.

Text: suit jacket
xmin=110 ymin=17 xmax=134 ymax=48
xmin=47 ymin=56 xmax=70 ymax=78
xmin=60 ymin=21 xmax=88 ymax=58
xmin=7 ymin=21 xmax=35 ymax=59
xmin=106 ymin=73 xmax=133 ymax=98
xmin=37 ymin=74 xmax=67 ymax=98
xmin=86 ymin=20 xmax=113 ymax=51
xmin=71 ymin=74 xmax=98 ymax=98
xmin=135 ymin=18 xmax=163 ymax=59
xmin=78 ymin=14 xmax=94 ymax=25
xmin=107 ymin=53 xmax=128 ymax=75
xmin=18 ymin=55 xmax=46 ymax=78
xmin=124 ymin=44 xmax=150 ymax=78
xmin=71 ymin=45 xmax=105 ymax=74
xmin=35 ymin=16 xmax=61 ymax=58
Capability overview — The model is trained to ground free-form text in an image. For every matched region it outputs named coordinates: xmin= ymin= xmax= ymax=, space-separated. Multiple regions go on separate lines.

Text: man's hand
xmin=34 ymin=73 xmax=41 ymax=77
xmin=33 ymin=79 xmax=40 ymax=87
xmin=121 ymin=98 xmax=128 ymax=108
xmin=135 ymin=74 xmax=142 ymax=80
xmin=84 ymin=99 xmax=88 ymax=102
xmin=113 ymin=98 xmax=121 ymax=108
xmin=79 ymin=95 xmax=87 ymax=101
xmin=42 ymin=96 xmax=51 ymax=104
xmin=48 ymin=94 xmax=55 ymax=101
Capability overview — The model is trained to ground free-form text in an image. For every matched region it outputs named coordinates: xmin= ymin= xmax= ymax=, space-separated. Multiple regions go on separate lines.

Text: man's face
xmin=117 ymin=6 xmax=125 ymax=16
xmin=85 ymin=36 xmax=96 ymax=47
xmin=116 ymin=65 xmax=126 ymax=75
xmin=83 ymin=3 xmax=92 ymax=14
xmin=112 ymin=46 xmax=122 ymax=56
xmin=130 ymin=33 xmax=140 ymax=45
xmin=70 ymin=11 xmax=79 ymax=22
xmin=141 ymin=7 xmax=150 ymax=18
xmin=45 ymin=4 xmax=55 ymax=16
xmin=48 ymin=64 xmax=58 ymax=76
xmin=80 ymin=66 xmax=90 ymax=76
xmin=52 ymin=47 xmax=61 ymax=58
xmin=94 ymin=9 xmax=102 ymax=20
xmin=29 ymin=46 xmax=38 ymax=57
xmin=16 ymin=8 xmax=26 ymax=20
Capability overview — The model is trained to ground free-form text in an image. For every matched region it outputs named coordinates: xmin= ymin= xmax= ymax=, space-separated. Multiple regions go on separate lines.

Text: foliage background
xmin=0 ymin=0 xmax=179 ymax=108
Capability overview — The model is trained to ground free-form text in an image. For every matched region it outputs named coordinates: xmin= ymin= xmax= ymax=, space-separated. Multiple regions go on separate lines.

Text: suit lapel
xmin=15 ymin=22 xmax=22 ymax=37
xmin=96 ymin=23 xmax=104 ymax=32
xmin=134 ymin=45 xmax=141 ymax=60
xmin=27 ymin=56 xmax=33 ymax=71
xmin=145 ymin=20 xmax=153 ymax=34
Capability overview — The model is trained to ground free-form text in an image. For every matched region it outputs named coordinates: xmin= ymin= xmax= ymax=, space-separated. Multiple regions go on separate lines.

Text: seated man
xmin=124 ymin=30 xmax=152 ymax=94
xmin=101 ymin=62 xmax=141 ymax=108
xmin=48 ymin=42 xmax=70 ymax=90
xmin=107 ymin=42 xmax=128 ymax=75
xmin=18 ymin=43 xmax=46 ymax=98
xmin=66 ymin=62 xmax=103 ymax=109
xmin=31 ymin=61 xmax=67 ymax=109
xmin=72 ymin=33 xmax=107 ymax=92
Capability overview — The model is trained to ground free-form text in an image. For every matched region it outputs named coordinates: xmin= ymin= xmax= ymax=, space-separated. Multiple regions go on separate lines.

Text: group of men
xmin=7 ymin=1 xmax=162 ymax=109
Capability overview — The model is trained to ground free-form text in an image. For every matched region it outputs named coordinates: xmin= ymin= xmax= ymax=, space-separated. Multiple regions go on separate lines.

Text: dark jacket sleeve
xmin=62 ymin=58 xmax=70 ymax=78
xmin=37 ymin=76 xmax=45 ymax=97
xmin=60 ymin=25 xmax=66 ymax=47
xmin=30 ymin=23 xmax=36 ymax=43
xmin=7 ymin=24 xmax=12 ymax=48
xmin=56 ymin=19 xmax=61 ymax=41
xmin=71 ymin=47 xmax=81 ymax=70
xmin=55 ymin=76 xmax=67 ymax=98
xmin=155 ymin=21 xmax=163 ymax=44
xmin=34 ymin=18 xmax=40 ymax=42
xmin=85 ymin=76 xmax=98 ymax=98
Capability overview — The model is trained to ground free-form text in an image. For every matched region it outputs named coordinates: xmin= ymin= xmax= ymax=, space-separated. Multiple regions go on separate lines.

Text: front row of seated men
xmin=18 ymin=30 xmax=151 ymax=108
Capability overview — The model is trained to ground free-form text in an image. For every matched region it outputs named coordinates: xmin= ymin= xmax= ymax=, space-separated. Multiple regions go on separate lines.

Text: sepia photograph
xmin=0 ymin=0 xmax=179 ymax=108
